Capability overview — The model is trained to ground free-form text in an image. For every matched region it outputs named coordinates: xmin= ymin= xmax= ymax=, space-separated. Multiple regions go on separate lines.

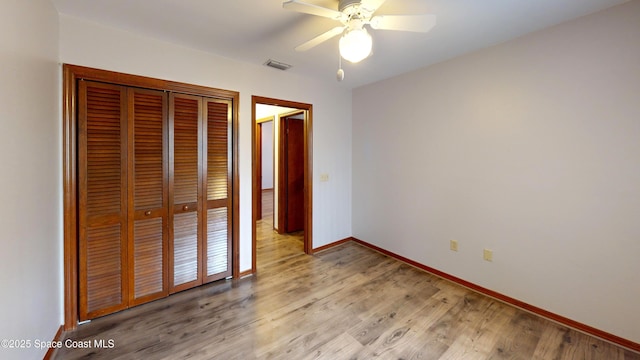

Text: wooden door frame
xmin=251 ymin=96 xmax=313 ymax=273
xmin=277 ymin=111 xmax=305 ymax=234
xmin=256 ymin=121 xmax=262 ymax=221
xmin=62 ymin=64 xmax=240 ymax=330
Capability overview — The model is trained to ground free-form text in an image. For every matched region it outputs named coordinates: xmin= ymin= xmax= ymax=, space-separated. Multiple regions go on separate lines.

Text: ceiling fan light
xmin=339 ymin=28 xmax=372 ymax=63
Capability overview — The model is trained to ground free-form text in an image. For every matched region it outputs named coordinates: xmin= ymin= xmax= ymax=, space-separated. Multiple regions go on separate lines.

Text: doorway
xmin=252 ymin=96 xmax=312 ymax=273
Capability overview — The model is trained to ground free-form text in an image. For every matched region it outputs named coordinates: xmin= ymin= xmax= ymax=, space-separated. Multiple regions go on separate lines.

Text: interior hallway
xmin=256 ymin=188 xmax=304 ymax=269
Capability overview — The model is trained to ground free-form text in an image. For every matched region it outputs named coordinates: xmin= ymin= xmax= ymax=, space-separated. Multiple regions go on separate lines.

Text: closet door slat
xmin=78 ymin=81 xmax=128 ymax=320
xmin=203 ymin=99 xmax=232 ymax=281
xmin=129 ymin=89 xmax=169 ymax=305
xmin=170 ymin=94 xmax=203 ymax=292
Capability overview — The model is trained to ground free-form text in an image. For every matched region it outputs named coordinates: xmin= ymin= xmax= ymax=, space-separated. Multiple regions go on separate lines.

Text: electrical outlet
xmin=450 ymin=240 xmax=458 ymax=252
xmin=483 ymin=249 xmax=493 ymax=262
xmin=320 ymin=173 xmax=329 ymax=182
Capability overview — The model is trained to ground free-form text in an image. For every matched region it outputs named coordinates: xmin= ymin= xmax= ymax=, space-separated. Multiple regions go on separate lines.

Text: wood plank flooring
xmin=256 ymin=189 xmax=304 ymax=270
xmin=54 ymin=191 xmax=640 ymax=359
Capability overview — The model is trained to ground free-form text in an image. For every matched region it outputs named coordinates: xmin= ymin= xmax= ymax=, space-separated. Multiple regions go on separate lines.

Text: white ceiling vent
xmin=264 ymin=59 xmax=292 ymax=71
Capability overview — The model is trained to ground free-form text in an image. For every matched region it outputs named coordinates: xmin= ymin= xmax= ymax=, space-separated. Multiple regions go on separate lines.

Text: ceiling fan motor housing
xmin=339 ymin=0 xmax=360 ymax=11
xmin=339 ymin=0 xmax=374 ymax=30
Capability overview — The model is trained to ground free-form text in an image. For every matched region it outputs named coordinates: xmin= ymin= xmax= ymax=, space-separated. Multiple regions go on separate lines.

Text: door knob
xmin=183 ymin=205 xmax=189 ymax=211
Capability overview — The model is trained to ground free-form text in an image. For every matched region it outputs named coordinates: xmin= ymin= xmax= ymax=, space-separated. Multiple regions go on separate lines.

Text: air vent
xmin=264 ymin=59 xmax=292 ymax=71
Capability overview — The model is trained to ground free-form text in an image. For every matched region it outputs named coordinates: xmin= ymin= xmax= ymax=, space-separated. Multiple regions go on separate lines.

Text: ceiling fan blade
xmin=295 ymin=26 xmax=345 ymax=51
xmin=360 ymin=0 xmax=387 ymax=13
xmin=283 ymin=0 xmax=344 ymax=20
xmin=370 ymin=14 xmax=437 ymax=32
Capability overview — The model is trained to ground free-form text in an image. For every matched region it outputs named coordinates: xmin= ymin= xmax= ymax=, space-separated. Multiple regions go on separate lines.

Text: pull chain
xmin=337 ymin=52 xmax=345 ymax=81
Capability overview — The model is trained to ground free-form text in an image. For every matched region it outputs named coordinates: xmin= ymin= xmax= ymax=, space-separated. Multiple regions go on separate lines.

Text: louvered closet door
xmin=169 ymin=94 xmax=203 ymax=292
xmin=78 ymin=81 xmax=128 ymax=320
xmin=128 ymin=88 xmax=169 ymax=305
xmin=204 ymin=99 xmax=232 ymax=281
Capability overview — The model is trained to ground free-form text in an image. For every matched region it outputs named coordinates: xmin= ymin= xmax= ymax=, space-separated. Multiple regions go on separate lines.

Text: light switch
xmin=450 ymin=240 xmax=458 ymax=252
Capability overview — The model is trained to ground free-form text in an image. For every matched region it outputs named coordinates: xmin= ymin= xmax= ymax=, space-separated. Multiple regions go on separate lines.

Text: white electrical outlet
xmin=320 ymin=173 xmax=329 ymax=182
xmin=450 ymin=240 xmax=458 ymax=252
xmin=483 ymin=249 xmax=493 ymax=262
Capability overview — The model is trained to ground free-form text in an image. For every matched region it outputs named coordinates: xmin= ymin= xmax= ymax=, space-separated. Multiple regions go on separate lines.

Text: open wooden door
xmin=280 ymin=115 xmax=304 ymax=233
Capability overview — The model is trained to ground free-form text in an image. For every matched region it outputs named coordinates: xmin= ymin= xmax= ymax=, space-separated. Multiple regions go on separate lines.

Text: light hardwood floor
xmin=54 ymin=191 xmax=639 ymax=359
xmin=256 ymin=189 xmax=304 ymax=270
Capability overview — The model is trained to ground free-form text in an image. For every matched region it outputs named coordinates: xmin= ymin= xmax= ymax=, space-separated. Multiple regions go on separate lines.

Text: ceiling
xmin=52 ymin=0 xmax=628 ymax=89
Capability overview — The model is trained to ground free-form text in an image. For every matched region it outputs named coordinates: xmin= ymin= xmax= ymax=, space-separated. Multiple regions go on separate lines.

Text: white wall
xmin=353 ymin=1 xmax=640 ymax=344
xmin=59 ymin=14 xmax=353 ymax=272
xmin=261 ymin=121 xmax=274 ymax=190
xmin=0 ymin=1 xmax=61 ymax=359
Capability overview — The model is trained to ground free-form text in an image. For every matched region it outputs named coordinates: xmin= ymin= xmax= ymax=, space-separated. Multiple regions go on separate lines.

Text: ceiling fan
xmin=283 ymin=0 xmax=436 ymax=66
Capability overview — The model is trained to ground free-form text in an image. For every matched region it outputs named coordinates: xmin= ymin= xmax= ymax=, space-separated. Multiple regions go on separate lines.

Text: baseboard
xmin=43 ymin=325 xmax=64 ymax=360
xmin=311 ymin=237 xmax=353 ymax=254
xmin=351 ymin=237 xmax=640 ymax=353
